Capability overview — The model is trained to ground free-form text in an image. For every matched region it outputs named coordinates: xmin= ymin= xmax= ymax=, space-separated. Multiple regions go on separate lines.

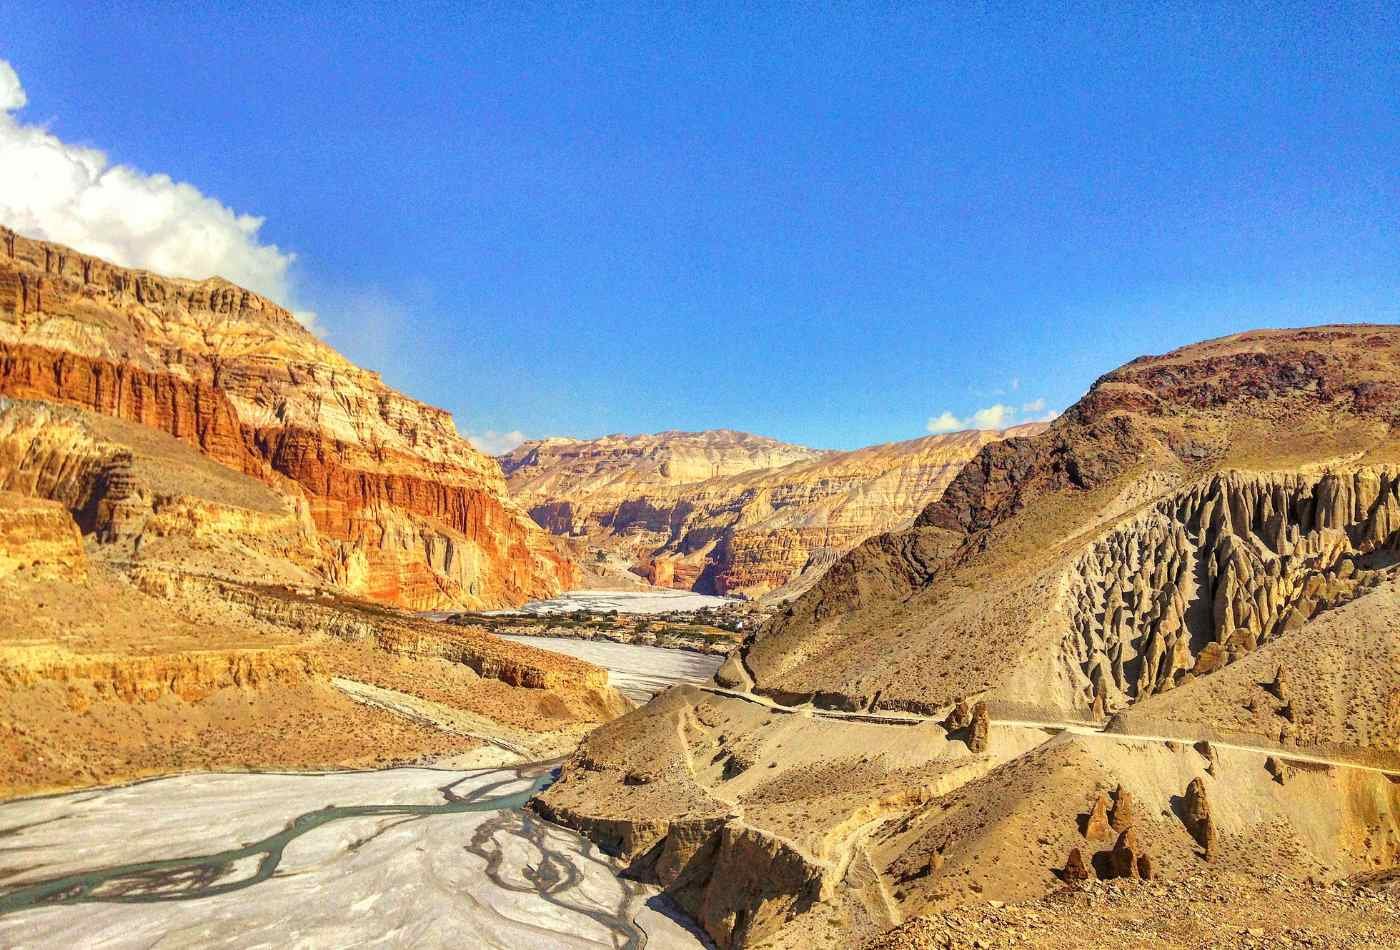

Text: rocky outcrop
xmin=0 ymin=227 xmax=574 ymax=609
xmin=0 ymin=398 xmax=322 ymax=581
xmin=1107 ymin=826 xmax=1146 ymax=879
xmin=1072 ymin=784 xmax=1157 ymax=881
xmin=1181 ymin=777 xmax=1218 ymax=857
xmin=201 ymin=578 xmax=614 ymax=693
xmin=1084 ymin=790 xmax=1113 ymax=841
xmin=1195 ymin=740 xmax=1219 ymax=776
xmin=532 ymin=795 xmax=827 ymax=950
xmin=967 ymin=701 xmax=990 ymax=753
xmin=1061 ymin=847 xmax=1091 ymax=881
xmin=503 ymin=426 xmax=1044 ymax=599
xmin=1266 ymin=755 xmax=1296 ymax=785
xmin=0 ymin=491 xmax=86 ymax=581
xmin=1109 ymin=784 xmax=1136 ymax=832
xmin=0 ymin=643 xmax=322 ymax=704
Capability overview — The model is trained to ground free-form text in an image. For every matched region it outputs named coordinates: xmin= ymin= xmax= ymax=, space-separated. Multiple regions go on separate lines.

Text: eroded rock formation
xmin=1066 ymin=468 xmax=1398 ymax=713
xmin=1182 ymin=777 xmax=1218 ymax=857
xmin=0 ymin=491 xmax=86 ymax=581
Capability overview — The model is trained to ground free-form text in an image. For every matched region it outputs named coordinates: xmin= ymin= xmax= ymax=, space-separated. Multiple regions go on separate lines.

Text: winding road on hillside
xmin=695 ymin=684 xmax=1400 ymax=777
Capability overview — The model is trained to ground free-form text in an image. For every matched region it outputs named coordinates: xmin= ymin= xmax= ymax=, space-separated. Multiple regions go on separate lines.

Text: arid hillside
xmin=536 ymin=325 xmax=1400 ymax=949
xmin=0 ymin=226 xmax=574 ymax=611
xmin=0 ymin=397 xmax=627 ymax=798
xmin=502 ymin=425 xmax=1044 ymax=599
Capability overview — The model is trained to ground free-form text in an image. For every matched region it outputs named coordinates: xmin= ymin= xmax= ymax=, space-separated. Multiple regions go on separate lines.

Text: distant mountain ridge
xmin=500 ymin=423 xmax=1047 ymax=599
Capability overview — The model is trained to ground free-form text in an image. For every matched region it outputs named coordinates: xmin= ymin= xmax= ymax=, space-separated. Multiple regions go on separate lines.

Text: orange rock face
xmin=0 ymin=227 xmax=575 ymax=609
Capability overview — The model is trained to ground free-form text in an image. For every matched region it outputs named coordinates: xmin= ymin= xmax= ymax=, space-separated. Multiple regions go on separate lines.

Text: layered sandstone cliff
xmin=0 ymin=491 xmax=86 ymax=581
xmin=0 ymin=395 xmax=627 ymax=797
xmin=503 ymin=430 xmax=826 ymax=497
xmin=539 ymin=325 xmax=1400 ymax=948
xmin=502 ymin=425 xmax=1044 ymax=599
xmin=0 ymin=226 xmax=574 ymax=609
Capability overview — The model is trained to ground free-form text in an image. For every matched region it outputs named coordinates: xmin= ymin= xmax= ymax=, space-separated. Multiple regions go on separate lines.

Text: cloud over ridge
xmin=0 ymin=59 xmax=307 ymax=324
xmin=927 ymin=399 xmax=1057 ymax=434
xmin=467 ymin=429 xmax=529 ymax=456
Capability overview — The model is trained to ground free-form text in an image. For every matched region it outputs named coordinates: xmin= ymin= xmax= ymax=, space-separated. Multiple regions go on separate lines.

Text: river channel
xmin=0 ymin=636 xmax=716 ymax=948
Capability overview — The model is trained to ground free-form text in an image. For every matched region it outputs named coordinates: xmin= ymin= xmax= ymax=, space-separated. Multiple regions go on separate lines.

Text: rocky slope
xmin=535 ymin=325 xmax=1400 ymax=948
xmin=0 ymin=397 xmax=626 ymax=798
xmin=0 ymin=226 xmax=574 ymax=610
xmin=0 ymin=491 xmax=86 ymax=581
xmin=502 ymin=426 xmax=1044 ymax=599
xmin=867 ymin=871 xmax=1400 ymax=949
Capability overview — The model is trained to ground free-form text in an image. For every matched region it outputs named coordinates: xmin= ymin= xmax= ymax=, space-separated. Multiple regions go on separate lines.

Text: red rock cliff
xmin=0 ymin=226 xmax=576 ymax=609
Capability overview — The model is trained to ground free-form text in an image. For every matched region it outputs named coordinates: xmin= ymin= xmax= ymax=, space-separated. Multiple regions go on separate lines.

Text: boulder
xmin=1266 ymin=756 xmax=1295 ymax=785
xmin=1182 ymin=777 xmax=1218 ymax=858
xmin=943 ymin=699 xmax=972 ymax=733
xmin=1062 ymin=847 xmax=1091 ymax=882
xmin=1194 ymin=740 xmax=1219 ymax=777
xmin=1084 ymin=791 xmax=1113 ymax=841
xmin=967 ymin=702 xmax=990 ymax=753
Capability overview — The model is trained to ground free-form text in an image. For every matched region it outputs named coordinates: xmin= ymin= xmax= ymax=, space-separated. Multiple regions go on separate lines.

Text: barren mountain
xmin=0 ymin=227 xmax=627 ymax=798
xmin=502 ymin=426 xmax=1044 ymax=599
xmin=502 ymin=430 xmax=825 ymax=495
xmin=536 ymin=324 xmax=1400 ymax=948
xmin=0 ymin=226 xmax=574 ymax=611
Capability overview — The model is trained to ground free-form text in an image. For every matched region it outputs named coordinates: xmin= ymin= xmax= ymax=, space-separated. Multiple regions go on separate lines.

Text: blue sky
xmin=1 ymin=3 xmax=1396 ymax=451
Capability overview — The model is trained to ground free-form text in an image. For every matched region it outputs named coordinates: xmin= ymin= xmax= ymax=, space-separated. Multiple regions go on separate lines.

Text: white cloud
xmin=970 ymin=403 xmax=1014 ymax=429
xmin=468 ymin=429 xmax=528 ymax=456
xmin=291 ymin=310 xmax=323 ymax=335
xmin=927 ymin=400 xmax=1058 ymax=434
xmin=925 ymin=411 xmax=964 ymax=434
xmin=0 ymin=59 xmax=312 ymax=328
xmin=0 ymin=61 xmax=26 ymax=111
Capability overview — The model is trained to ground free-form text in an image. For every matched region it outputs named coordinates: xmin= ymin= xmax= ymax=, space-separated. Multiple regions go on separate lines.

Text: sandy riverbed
xmin=484 ymin=588 xmax=739 ymax=616
xmin=0 ymin=763 xmax=705 ymax=948
xmin=496 ymin=634 xmax=725 ymax=702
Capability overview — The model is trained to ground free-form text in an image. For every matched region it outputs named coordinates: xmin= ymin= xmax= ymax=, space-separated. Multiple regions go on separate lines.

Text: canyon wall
xmin=0 ymin=226 xmax=574 ymax=609
xmin=502 ymin=425 xmax=1045 ymax=599
xmin=0 ymin=395 xmax=628 ymax=798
